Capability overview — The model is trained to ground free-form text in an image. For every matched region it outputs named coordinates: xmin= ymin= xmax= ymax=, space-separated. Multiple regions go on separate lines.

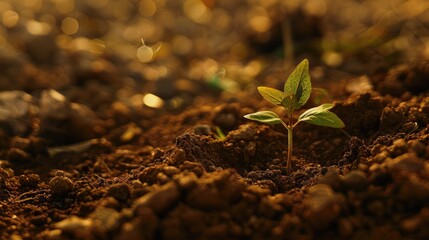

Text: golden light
xmin=139 ymin=0 xmax=157 ymax=17
xmin=137 ymin=45 xmax=154 ymax=63
xmin=53 ymin=0 xmax=75 ymax=14
xmin=249 ymin=15 xmax=271 ymax=33
xmin=143 ymin=93 xmax=164 ymax=108
xmin=322 ymin=51 xmax=343 ymax=67
xmin=171 ymin=35 xmax=193 ymax=55
xmin=61 ymin=17 xmax=79 ymax=35
xmin=26 ymin=20 xmax=51 ymax=35
xmin=2 ymin=10 xmax=19 ymax=28
xmin=183 ymin=0 xmax=211 ymax=24
xmin=23 ymin=0 xmax=42 ymax=10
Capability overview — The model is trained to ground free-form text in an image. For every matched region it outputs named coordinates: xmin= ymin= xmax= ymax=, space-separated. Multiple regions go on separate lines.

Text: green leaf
xmin=298 ymin=104 xmax=345 ymax=128
xmin=244 ymin=111 xmax=283 ymax=125
xmin=281 ymin=93 xmax=295 ymax=112
xmin=257 ymin=86 xmax=284 ymax=106
xmin=283 ymin=59 xmax=311 ymax=110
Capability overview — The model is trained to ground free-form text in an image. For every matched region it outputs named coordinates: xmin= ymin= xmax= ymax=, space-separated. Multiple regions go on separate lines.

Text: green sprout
xmin=244 ymin=59 xmax=345 ymax=172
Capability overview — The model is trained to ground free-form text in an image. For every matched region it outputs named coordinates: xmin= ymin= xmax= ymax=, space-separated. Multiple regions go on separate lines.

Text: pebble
xmin=7 ymin=148 xmax=30 ymax=162
xmin=133 ymin=182 xmax=181 ymax=214
xmin=174 ymin=172 xmax=198 ymax=190
xmin=372 ymin=150 xmax=389 ymax=163
xmin=180 ymin=161 xmax=205 ymax=177
xmin=397 ymin=175 xmax=429 ymax=202
xmin=38 ymin=89 xmax=100 ymax=144
xmin=214 ymin=113 xmax=236 ymax=129
xmin=0 ymin=91 xmax=34 ymax=136
xmin=386 ymin=153 xmax=424 ymax=173
xmin=318 ymin=168 xmax=341 ymax=191
xmin=54 ymin=216 xmax=93 ymax=233
xmin=193 ymin=124 xmax=212 ymax=136
xmin=226 ymin=124 xmax=257 ymax=142
xmin=186 ymin=170 xmax=245 ymax=210
xmin=163 ymin=166 xmax=179 ymax=176
xmin=89 ymin=206 xmax=120 ymax=232
xmin=389 ymin=139 xmax=407 ymax=157
xmin=106 ymin=183 xmax=131 ymax=202
xmin=49 ymin=174 xmax=74 ymax=197
xmin=303 ymin=184 xmax=341 ymax=230
xmin=19 ymin=174 xmax=40 ymax=189
xmin=409 ymin=140 xmax=426 ymax=157
xmin=341 ymin=170 xmax=368 ymax=192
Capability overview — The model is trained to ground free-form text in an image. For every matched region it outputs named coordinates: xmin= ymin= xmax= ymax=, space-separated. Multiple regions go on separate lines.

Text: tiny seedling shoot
xmin=244 ymin=59 xmax=345 ymax=172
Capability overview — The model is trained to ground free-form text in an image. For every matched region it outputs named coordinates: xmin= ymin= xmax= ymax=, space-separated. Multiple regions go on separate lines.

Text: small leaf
xmin=284 ymin=59 xmax=311 ymax=110
xmin=244 ymin=111 xmax=283 ymax=125
xmin=257 ymin=86 xmax=284 ymax=106
xmin=281 ymin=93 xmax=295 ymax=112
xmin=299 ymin=103 xmax=333 ymax=119
xmin=298 ymin=104 xmax=345 ymax=128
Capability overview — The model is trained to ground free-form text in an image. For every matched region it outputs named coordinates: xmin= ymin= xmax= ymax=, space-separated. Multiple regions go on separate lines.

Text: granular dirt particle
xmin=49 ymin=175 xmax=74 ymax=198
xmin=106 ymin=183 xmax=131 ymax=203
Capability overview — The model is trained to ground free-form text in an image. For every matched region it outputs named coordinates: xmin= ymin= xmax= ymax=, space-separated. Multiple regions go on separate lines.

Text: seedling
xmin=214 ymin=126 xmax=226 ymax=141
xmin=244 ymin=59 xmax=345 ymax=172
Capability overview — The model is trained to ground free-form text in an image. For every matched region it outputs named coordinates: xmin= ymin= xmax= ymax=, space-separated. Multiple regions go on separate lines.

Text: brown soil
xmin=1 ymin=1 xmax=429 ymax=240
xmin=1 ymin=72 xmax=429 ymax=239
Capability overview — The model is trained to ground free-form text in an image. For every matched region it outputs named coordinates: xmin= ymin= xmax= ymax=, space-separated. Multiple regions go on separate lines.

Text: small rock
xmin=386 ymin=153 xmax=424 ymax=173
xmin=389 ymin=139 xmax=407 ymax=157
xmin=372 ymin=150 xmax=389 ymax=163
xmin=156 ymin=172 xmax=169 ymax=183
xmin=193 ymin=124 xmax=212 ymax=136
xmin=106 ymin=183 xmax=131 ymax=202
xmin=163 ymin=166 xmax=179 ymax=176
xmin=89 ymin=206 xmax=120 ymax=232
xmin=174 ymin=172 xmax=198 ymax=190
xmin=226 ymin=124 xmax=256 ymax=142
xmin=420 ymin=100 xmax=429 ymax=113
xmin=318 ymin=168 xmax=341 ymax=191
xmin=397 ymin=175 xmax=429 ymax=202
xmin=118 ymin=208 xmax=158 ymax=240
xmin=49 ymin=174 xmax=74 ymax=197
xmin=409 ymin=140 xmax=426 ymax=157
xmin=341 ymin=170 xmax=368 ymax=192
xmin=180 ymin=161 xmax=205 ymax=177
xmin=303 ymin=184 xmax=341 ymax=230
xmin=133 ymin=182 xmax=181 ymax=214
xmin=19 ymin=174 xmax=40 ymax=189
xmin=38 ymin=89 xmax=100 ymax=145
xmin=54 ymin=216 xmax=94 ymax=238
xmin=0 ymin=91 xmax=35 ymax=136
xmin=213 ymin=104 xmax=240 ymax=130
xmin=186 ymin=170 xmax=245 ymax=210
xmin=7 ymin=148 xmax=30 ymax=162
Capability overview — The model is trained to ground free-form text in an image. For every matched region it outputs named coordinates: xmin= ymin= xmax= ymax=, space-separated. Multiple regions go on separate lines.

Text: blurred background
xmin=1 ymin=0 xmax=429 ymax=143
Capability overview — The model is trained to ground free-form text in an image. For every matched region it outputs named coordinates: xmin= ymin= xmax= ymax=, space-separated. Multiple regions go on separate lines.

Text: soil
xmin=1 ymin=1 xmax=429 ymax=240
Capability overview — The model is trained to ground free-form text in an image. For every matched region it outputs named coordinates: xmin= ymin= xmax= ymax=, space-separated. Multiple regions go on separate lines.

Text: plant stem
xmin=287 ymin=127 xmax=293 ymax=172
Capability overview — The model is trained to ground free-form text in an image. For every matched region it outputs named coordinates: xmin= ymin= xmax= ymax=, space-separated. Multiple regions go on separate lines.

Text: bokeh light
xmin=61 ymin=17 xmax=79 ymax=35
